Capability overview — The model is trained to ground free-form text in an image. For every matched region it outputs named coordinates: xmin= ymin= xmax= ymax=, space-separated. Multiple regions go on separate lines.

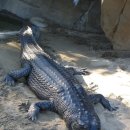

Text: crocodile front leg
xmin=65 ymin=66 xmax=90 ymax=75
xmin=27 ymin=101 xmax=55 ymax=121
xmin=4 ymin=62 xmax=31 ymax=86
xmin=88 ymin=94 xmax=118 ymax=111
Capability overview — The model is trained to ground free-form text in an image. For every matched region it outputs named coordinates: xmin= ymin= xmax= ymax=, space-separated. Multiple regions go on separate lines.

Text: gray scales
xmin=4 ymin=26 xmax=117 ymax=130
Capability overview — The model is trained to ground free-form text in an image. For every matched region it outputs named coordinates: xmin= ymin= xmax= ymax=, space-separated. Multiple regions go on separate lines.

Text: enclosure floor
xmin=0 ymin=32 xmax=130 ymax=130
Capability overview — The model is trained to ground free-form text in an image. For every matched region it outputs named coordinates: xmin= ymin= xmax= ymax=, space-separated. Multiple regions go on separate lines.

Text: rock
xmin=101 ymin=0 xmax=126 ymax=39
xmin=102 ymin=0 xmax=130 ymax=50
xmin=113 ymin=1 xmax=130 ymax=50
xmin=0 ymin=0 xmax=103 ymax=33
xmin=0 ymin=0 xmax=113 ymax=50
xmin=2 ymin=0 xmax=130 ymax=50
xmin=0 ymin=0 xmax=88 ymax=28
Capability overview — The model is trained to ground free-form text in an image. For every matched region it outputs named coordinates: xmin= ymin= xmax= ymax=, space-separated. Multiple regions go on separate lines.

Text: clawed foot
xmin=19 ymin=101 xmax=30 ymax=112
xmin=102 ymin=99 xmax=118 ymax=112
xmin=27 ymin=103 xmax=40 ymax=121
xmin=78 ymin=67 xmax=90 ymax=75
xmin=19 ymin=102 xmax=39 ymax=121
xmin=108 ymin=106 xmax=118 ymax=111
xmin=4 ymin=75 xmax=16 ymax=86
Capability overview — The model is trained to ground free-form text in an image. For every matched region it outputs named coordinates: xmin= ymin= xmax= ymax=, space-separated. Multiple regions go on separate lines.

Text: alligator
xmin=4 ymin=26 xmax=117 ymax=130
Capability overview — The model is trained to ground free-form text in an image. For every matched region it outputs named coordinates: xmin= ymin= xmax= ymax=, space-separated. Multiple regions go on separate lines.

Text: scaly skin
xmin=4 ymin=26 xmax=117 ymax=130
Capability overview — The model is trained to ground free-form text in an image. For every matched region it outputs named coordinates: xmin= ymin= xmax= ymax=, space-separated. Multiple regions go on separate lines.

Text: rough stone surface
xmin=0 ymin=0 xmax=104 ymax=33
xmin=102 ymin=0 xmax=130 ymax=50
xmin=101 ymin=0 xmax=126 ymax=39
xmin=0 ymin=0 xmax=88 ymax=30
xmin=0 ymin=0 xmax=113 ymax=50
xmin=113 ymin=0 xmax=130 ymax=50
xmin=2 ymin=0 xmax=130 ymax=50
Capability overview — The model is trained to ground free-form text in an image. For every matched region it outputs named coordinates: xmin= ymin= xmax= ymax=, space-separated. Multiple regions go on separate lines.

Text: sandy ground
xmin=0 ymin=32 xmax=130 ymax=130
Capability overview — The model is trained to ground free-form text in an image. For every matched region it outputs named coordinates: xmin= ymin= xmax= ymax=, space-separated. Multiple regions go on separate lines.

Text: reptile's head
xmin=70 ymin=114 xmax=101 ymax=130
xmin=20 ymin=25 xmax=40 ymax=42
xmin=20 ymin=26 xmax=33 ymax=36
xmin=19 ymin=26 xmax=34 ymax=48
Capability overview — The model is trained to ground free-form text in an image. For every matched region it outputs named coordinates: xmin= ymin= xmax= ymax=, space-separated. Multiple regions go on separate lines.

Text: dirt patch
xmin=0 ymin=32 xmax=130 ymax=130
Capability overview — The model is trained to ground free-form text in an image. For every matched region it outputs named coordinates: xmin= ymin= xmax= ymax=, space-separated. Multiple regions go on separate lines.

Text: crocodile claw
xmin=4 ymin=75 xmax=15 ymax=86
xmin=109 ymin=106 xmax=118 ymax=111
xmin=27 ymin=112 xmax=37 ymax=121
xmin=76 ymin=67 xmax=90 ymax=75
xmin=80 ymin=68 xmax=90 ymax=75
xmin=27 ymin=103 xmax=39 ymax=121
xmin=19 ymin=101 xmax=30 ymax=112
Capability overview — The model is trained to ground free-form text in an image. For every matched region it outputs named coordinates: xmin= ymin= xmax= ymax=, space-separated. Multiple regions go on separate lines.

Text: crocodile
xmin=4 ymin=26 xmax=117 ymax=130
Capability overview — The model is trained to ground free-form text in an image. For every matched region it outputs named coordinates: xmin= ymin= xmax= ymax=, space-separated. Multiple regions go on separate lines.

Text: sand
xmin=0 ymin=32 xmax=130 ymax=130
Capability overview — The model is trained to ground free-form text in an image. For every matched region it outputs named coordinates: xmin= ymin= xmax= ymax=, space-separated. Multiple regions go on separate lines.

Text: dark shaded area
xmin=0 ymin=10 xmax=23 ymax=30
xmin=0 ymin=9 xmax=36 ymax=32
